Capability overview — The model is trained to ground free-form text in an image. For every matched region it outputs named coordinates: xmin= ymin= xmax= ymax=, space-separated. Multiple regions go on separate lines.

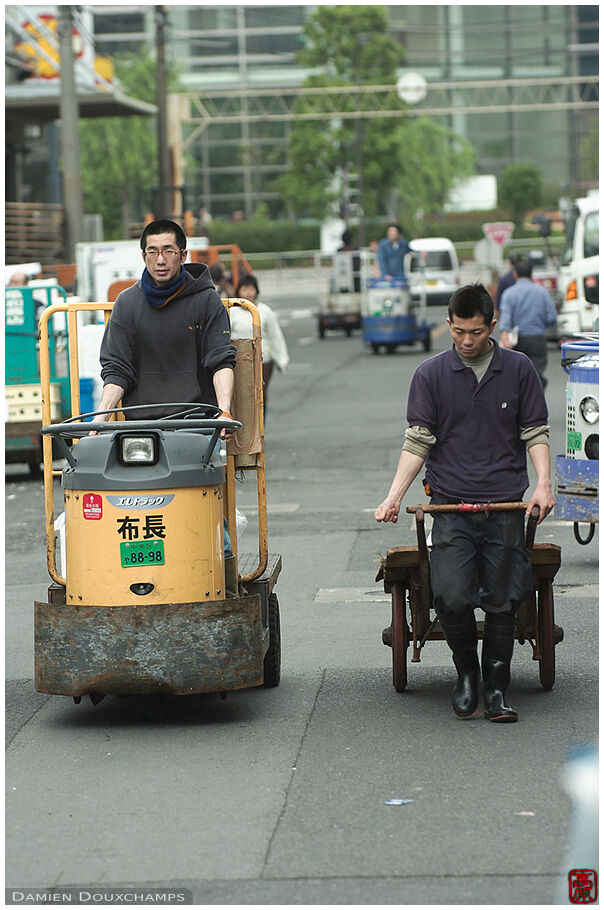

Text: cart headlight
xmin=120 ymin=435 xmax=158 ymax=465
xmin=579 ymin=396 xmax=599 ymax=425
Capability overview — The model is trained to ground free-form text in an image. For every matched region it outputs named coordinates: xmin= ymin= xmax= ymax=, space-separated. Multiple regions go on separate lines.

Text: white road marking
xmin=315 ymin=587 xmax=389 ymax=603
xmin=238 ymin=502 xmax=300 ymax=515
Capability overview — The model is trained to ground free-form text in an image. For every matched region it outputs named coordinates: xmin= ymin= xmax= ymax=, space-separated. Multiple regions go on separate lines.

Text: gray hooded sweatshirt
xmin=100 ymin=265 xmax=236 ymax=418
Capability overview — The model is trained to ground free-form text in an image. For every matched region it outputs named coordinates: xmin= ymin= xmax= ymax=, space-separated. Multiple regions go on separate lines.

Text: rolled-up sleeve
xmin=201 ymin=294 xmax=237 ymax=374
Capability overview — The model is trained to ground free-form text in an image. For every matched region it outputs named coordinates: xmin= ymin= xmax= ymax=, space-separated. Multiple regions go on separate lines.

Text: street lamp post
xmin=156 ymin=6 xmax=172 ymax=218
xmin=353 ymin=34 xmax=369 ymax=248
xmin=58 ymin=6 xmax=84 ymax=261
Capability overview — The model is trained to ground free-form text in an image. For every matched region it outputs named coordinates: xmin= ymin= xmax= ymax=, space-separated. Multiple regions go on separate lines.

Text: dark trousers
xmin=515 ymin=334 xmax=548 ymax=389
xmin=429 ymin=499 xmax=532 ymax=619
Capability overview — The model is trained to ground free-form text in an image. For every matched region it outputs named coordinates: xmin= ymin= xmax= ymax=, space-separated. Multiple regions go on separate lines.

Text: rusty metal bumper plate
xmin=34 ymin=595 xmax=264 ymax=696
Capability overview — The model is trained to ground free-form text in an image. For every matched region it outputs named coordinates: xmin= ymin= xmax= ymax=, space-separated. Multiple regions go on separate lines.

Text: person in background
xmin=337 ymin=229 xmax=361 ymax=292
xmin=224 ymin=272 xmax=235 ymax=297
xmin=230 ymin=274 xmax=289 ymax=416
xmin=8 ymin=271 xmax=29 ymax=286
xmin=209 ymin=262 xmax=229 ymax=298
xmin=495 ymin=254 xmax=519 ymax=312
xmin=377 ymin=223 xmax=411 ymax=280
xmin=499 ymin=257 xmax=558 ymax=389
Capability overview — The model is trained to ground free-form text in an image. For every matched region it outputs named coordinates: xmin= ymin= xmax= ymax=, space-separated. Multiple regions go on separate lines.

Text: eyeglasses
xmin=144 ymin=247 xmax=183 ymax=258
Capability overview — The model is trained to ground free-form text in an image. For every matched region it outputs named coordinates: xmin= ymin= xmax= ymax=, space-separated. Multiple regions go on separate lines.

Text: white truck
xmin=557 ymin=193 xmax=599 ymax=335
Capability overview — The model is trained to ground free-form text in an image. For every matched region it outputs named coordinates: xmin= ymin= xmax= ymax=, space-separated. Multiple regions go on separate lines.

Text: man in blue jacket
xmin=375 ymin=284 xmax=555 ymax=723
xmin=498 ymin=257 xmax=558 ymax=389
xmin=377 ymin=223 xmax=411 ymax=279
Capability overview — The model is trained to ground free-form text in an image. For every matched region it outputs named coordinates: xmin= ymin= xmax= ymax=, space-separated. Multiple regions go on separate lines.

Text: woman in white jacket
xmin=229 ymin=274 xmax=290 ymax=415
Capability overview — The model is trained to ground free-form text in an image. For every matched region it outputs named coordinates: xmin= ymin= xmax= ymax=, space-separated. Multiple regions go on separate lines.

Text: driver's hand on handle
xmin=219 ymin=410 xmax=237 ymax=440
xmin=88 ymin=383 xmax=125 ymax=436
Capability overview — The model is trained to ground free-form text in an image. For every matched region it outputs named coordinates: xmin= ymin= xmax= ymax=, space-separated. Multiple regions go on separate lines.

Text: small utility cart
xmin=376 ymin=502 xmax=562 ymax=693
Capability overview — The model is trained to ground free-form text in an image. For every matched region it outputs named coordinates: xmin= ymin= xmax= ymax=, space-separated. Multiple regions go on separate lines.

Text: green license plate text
xmin=120 ymin=539 xmax=165 ymax=568
xmin=567 ymin=431 xmax=582 ymax=451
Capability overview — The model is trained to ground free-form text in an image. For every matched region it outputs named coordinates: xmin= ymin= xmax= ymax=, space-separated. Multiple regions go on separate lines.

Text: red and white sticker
xmin=83 ymin=493 xmax=103 ymax=520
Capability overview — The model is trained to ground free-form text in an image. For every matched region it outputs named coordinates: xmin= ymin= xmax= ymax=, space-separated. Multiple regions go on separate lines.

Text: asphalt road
xmin=5 ymin=291 xmax=599 ymax=906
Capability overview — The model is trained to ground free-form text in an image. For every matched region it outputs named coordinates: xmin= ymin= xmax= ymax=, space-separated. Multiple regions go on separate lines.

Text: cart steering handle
xmin=41 ymin=401 xmax=241 ymax=438
xmin=41 ymin=417 xmax=241 ymax=439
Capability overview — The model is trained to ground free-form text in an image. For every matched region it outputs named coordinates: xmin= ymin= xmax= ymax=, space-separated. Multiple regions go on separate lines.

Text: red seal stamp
xmin=569 ymin=869 xmax=598 ymax=904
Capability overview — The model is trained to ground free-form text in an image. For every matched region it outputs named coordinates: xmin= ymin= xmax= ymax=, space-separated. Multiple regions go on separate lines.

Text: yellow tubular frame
xmin=39 ymin=302 xmax=114 ymax=586
xmin=222 ymin=298 xmax=268 ymax=583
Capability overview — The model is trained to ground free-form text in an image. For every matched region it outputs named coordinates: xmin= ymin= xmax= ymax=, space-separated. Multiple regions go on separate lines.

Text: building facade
xmin=9 ymin=5 xmax=600 ymax=219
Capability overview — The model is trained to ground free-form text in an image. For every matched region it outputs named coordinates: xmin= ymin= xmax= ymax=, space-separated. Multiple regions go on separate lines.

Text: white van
xmin=557 ymin=194 xmax=599 ymax=334
xmin=406 ymin=237 xmax=460 ymax=306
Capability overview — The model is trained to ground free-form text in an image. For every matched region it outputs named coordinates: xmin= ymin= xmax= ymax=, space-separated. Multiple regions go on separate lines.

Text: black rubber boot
xmin=438 ymin=612 xmax=480 ymax=717
xmin=482 ymin=612 xmax=518 ymax=723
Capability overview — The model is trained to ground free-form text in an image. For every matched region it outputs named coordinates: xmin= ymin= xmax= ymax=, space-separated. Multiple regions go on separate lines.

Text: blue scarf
xmin=140 ymin=266 xmax=187 ymax=309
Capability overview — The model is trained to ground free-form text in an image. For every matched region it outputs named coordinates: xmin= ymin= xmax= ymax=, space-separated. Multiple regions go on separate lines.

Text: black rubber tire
xmin=392 ymin=583 xmax=408 ymax=692
xmin=263 ymin=592 xmax=281 ymax=687
xmin=573 ymin=522 xmax=595 ymax=545
xmin=371 ymin=343 xmax=380 ymax=354
xmin=385 ymin=344 xmax=396 ymax=354
xmin=423 ymin=332 xmax=432 ymax=352
xmin=537 ymin=582 xmax=555 ymax=690
xmin=318 ymin=320 xmax=326 ymax=339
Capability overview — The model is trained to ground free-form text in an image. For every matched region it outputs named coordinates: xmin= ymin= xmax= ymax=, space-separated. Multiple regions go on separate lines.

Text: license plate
xmin=426 ymin=280 xmax=438 ymax=287
xmin=120 ymin=539 xmax=165 ymax=568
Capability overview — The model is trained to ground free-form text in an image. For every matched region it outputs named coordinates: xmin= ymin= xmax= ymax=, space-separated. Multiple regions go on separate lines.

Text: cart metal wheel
xmin=263 ymin=592 xmax=281 ymax=687
xmin=537 ymin=582 xmax=555 ymax=690
xmin=392 ymin=583 xmax=409 ymax=692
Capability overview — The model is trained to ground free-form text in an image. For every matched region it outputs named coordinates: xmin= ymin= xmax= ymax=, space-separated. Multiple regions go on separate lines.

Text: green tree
xmin=278 ymin=7 xmax=405 ymax=222
xmin=79 ymin=55 xmax=178 ymax=238
xmin=393 ymin=118 xmax=476 ymax=233
xmin=278 ymin=6 xmax=476 ymax=230
xmin=499 ymin=163 xmax=544 ymax=226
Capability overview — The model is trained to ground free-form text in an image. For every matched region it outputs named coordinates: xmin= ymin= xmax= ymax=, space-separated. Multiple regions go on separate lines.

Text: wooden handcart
xmin=376 ymin=503 xmax=562 ymax=693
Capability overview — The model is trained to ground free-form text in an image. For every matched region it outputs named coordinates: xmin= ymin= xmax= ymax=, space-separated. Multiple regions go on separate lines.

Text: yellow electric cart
xmin=35 ymin=299 xmax=281 ymax=704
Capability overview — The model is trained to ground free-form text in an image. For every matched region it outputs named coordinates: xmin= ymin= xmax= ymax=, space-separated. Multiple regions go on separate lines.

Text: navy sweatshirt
xmin=100 ymin=266 xmax=236 ymax=417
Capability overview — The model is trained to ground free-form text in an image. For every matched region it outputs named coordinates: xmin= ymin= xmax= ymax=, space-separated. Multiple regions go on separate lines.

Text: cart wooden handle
xmin=406 ymin=502 xmax=529 ymax=514
xmin=408 ymin=502 xmax=540 ymax=551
